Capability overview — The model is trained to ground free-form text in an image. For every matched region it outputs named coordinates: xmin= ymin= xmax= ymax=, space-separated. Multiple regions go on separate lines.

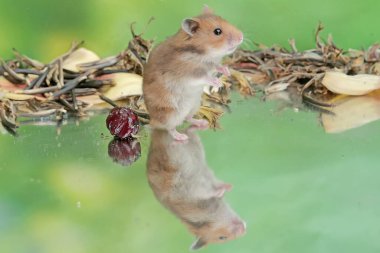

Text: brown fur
xmin=143 ymin=8 xmax=243 ymax=132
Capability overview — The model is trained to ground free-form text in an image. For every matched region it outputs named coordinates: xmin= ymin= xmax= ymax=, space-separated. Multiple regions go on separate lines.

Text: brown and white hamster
xmin=143 ymin=6 xmax=243 ymax=140
xmin=147 ymin=128 xmax=246 ymax=250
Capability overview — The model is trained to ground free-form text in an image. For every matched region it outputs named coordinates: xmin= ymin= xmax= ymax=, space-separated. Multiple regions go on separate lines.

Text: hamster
xmin=147 ymin=128 xmax=246 ymax=250
xmin=143 ymin=6 xmax=243 ymax=141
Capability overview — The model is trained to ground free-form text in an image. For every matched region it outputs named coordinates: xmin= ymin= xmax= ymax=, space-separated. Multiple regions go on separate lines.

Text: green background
xmin=1 ymin=0 xmax=380 ymax=60
xmin=1 ymin=1 xmax=380 ymax=253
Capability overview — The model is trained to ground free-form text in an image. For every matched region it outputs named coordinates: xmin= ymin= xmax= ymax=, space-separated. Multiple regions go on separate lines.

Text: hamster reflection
xmin=147 ymin=128 xmax=246 ymax=250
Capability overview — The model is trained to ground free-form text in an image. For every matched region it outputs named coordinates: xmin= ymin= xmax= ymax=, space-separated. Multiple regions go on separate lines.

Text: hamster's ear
xmin=181 ymin=18 xmax=200 ymax=36
xmin=190 ymin=237 xmax=207 ymax=250
xmin=202 ymin=5 xmax=214 ymax=14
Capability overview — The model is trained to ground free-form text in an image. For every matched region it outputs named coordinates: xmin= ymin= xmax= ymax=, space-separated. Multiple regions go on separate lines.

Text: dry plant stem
xmin=14 ymin=68 xmax=41 ymax=75
xmin=73 ymin=88 xmax=97 ymax=96
xmin=20 ymin=86 xmax=59 ymax=95
xmin=98 ymin=93 xmax=118 ymax=107
xmin=80 ymin=79 xmax=114 ymax=88
xmin=301 ymin=73 xmax=324 ymax=94
xmin=12 ymin=48 xmax=45 ymax=69
xmin=0 ymin=58 xmax=25 ymax=83
xmin=58 ymin=58 xmax=64 ymax=88
xmin=127 ymin=43 xmax=144 ymax=69
xmin=79 ymin=56 xmax=120 ymax=70
xmin=52 ymin=70 xmax=93 ymax=98
xmin=98 ymin=93 xmax=149 ymax=119
xmin=288 ymin=38 xmax=298 ymax=53
xmin=28 ymin=67 xmax=49 ymax=89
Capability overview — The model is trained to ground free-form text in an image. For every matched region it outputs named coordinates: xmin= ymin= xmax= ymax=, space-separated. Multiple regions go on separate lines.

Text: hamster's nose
xmin=232 ymin=219 xmax=247 ymax=236
xmin=236 ymin=222 xmax=246 ymax=236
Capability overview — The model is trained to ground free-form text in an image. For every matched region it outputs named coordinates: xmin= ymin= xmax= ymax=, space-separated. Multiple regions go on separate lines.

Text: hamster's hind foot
xmin=169 ymin=129 xmax=189 ymax=141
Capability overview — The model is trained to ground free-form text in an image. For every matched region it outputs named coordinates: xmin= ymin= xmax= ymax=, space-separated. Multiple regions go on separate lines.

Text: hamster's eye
xmin=214 ymin=28 xmax=222 ymax=36
xmin=219 ymin=236 xmax=227 ymax=240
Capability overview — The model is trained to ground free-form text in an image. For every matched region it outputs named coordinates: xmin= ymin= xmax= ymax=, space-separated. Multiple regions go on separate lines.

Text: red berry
xmin=108 ymin=138 xmax=141 ymax=166
xmin=106 ymin=107 xmax=140 ymax=139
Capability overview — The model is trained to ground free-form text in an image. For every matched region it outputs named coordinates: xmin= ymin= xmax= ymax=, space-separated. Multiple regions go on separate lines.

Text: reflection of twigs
xmin=302 ymin=93 xmax=333 ymax=108
xmin=17 ymin=109 xmax=57 ymax=118
xmin=0 ymin=99 xmax=18 ymax=130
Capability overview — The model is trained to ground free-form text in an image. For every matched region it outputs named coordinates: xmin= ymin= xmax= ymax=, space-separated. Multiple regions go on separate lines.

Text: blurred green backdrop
xmin=1 ymin=0 xmax=380 ymax=61
xmin=1 ymin=1 xmax=380 ymax=253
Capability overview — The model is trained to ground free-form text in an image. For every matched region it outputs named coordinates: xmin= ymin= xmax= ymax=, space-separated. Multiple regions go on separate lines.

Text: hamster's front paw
xmin=170 ymin=129 xmax=189 ymax=141
xmin=216 ymin=65 xmax=231 ymax=77
xmin=207 ymin=77 xmax=223 ymax=88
